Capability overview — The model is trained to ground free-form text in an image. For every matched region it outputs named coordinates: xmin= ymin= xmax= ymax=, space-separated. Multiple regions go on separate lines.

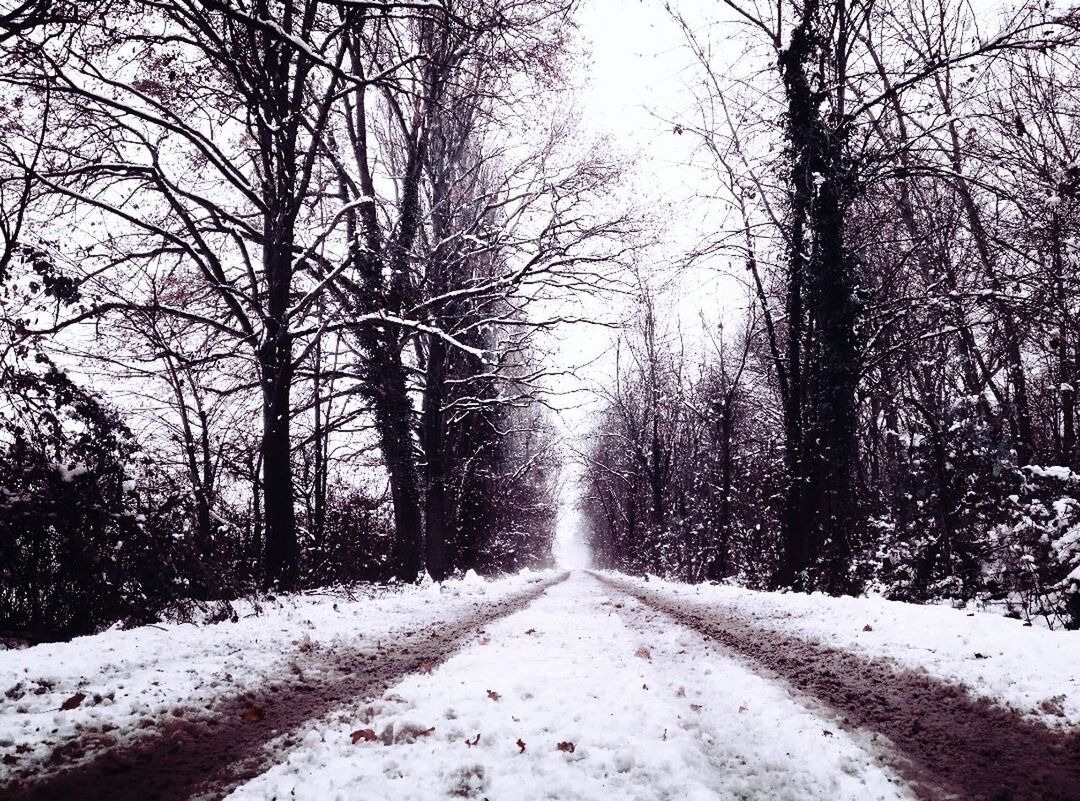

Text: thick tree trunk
xmin=366 ymin=336 xmax=424 ymax=581
xmin=260 ymin=338 xmax=297 ymax=589
xmin=421 ymin=335 xmax=450 ymax=581
xmin=808 ymin=166 xmax=860 ymax=593
xmin=777 ymin=0 xmax=860 ymax=593
xmin=777 ymin=18 xmax=813 ymax=590
xmin=260 ymin=234 xmax=298 ymax=590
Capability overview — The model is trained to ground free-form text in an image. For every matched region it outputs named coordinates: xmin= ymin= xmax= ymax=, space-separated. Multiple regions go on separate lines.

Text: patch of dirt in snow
xmin=225 ymin=573 xmax=916 ymax=801
xmin=0 ymin=573 xmax=564 ymax=801
xmin=622 ymin=573 xmax=1080 ymax=730
xmin=601 ymin=573 xmax=1080 ymax=801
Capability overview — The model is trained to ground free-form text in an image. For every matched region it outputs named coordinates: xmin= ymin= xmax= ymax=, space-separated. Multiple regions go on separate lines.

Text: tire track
xmin=2 ymin=572 xmax=567 ymax=801
xmin=596 ymin=572 xmax=1080 ymax=801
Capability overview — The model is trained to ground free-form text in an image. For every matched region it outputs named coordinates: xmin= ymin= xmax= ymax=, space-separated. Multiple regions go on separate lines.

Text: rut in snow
xmin=1 ymin=574 xmax=567 ymax=801
xmin=598 ymin=573 xmax=1080 ymax=801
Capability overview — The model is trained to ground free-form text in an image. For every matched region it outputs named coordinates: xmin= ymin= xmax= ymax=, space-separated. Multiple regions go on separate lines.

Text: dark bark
xmin=421 ymin=334 xmax=450 ymax=581
xmin=777 ymin=0 xmax=861 ymax=592
xmin=260 ymin=240 xmax=297 ymax=590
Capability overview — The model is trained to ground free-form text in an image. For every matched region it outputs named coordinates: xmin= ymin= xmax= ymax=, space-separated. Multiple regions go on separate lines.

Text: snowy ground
xmin=614 ymin=574 xmax=1080 ymax=730
xmin=226 ymin=572 xmax=914 ymax=801
xmin=4 ymin=569 xmax=1079 ymax=800
xmin=0 ymin=570 xmax=553 ymax=781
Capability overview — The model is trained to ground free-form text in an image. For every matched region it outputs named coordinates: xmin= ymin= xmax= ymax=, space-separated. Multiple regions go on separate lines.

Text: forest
xmin=581 ymin=0 xmax=1080 ymax=629
xmin=0 ymin=0 xmax=623 ymax=640
xmin=4 ymin=2 xmax=1080 ymax=800
xmin=0 ymin=0 xmax=1079 ymax=645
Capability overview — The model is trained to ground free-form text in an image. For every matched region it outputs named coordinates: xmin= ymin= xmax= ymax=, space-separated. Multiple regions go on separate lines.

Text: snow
xmin=226 ymin=574 xmax=914 ymax=801
xmin=54 ymin=463 xmax=89 ymax=482
xmin=1026 ymin=464 xmax=1080 ymax=482
xmin=0 ymin=571 xmax=554 ymax=781
xmin=616 ymin=574 xmax=1080 ymax=729
xmin=6 ymin=570 xmax=1079 ymax=796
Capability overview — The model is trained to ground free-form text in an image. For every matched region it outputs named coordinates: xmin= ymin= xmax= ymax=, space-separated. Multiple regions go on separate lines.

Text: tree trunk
xmin=706 ymin=404 xmax=734 ymax=581
xmin=260 ymin=237 xmax=298 ymax=590
xmin=421 ymin=334 xmax=450 ymax=580
xmin=366 ymin=336 xmax=424 ymax=581
xmin=777 ymin=0 xmax=860 ymax=592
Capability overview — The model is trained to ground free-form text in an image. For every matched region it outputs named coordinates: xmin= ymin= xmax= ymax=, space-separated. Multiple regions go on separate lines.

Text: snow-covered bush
xmin=0 ymin=364 xmax=180 ymax=638
xmin=982 ymin=466 xmax=1080 ymax=628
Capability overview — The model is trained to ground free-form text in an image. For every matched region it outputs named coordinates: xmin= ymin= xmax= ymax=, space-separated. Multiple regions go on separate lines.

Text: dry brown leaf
xmin=60 ymin=692 xmax=86 ymax=711
xmin=862 ymin=624 xmax=874 ymax=632
xmin=465 ymin=732 xmax=481 ymax=747
xmin=524 ymin=628 xmax=537 ymax=635
xmin=241 ymin=705 xmax=265 ymax=723
xmin=822 ymin=729 xmax=834 ymax=737
xmin=486 ymin=689 xmax=501 ymax=701
xmin=479 ymin=635 xmax=492 ymax=645
xmin=516 ymin=738 xmax=526 ymax=753
xmin=690 ymin=703 xmax=703 ymax=712
xmin=634 ymin=646 xmax=652 ymax=661
xmin=556 ymin=741 xmax=576 ymax=753
xmin=417 ymin=658 xmax=435 ymax=674
xmin=350 ymin=729 xmax=377 ymax=744
xmin=675 ymin=687 xmax=686 ymax=698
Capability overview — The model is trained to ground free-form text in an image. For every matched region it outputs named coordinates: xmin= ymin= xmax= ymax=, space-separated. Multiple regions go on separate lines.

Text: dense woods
xmin=0 ymin=0 xmax=623 ymax=638
xmin=3 ymin=0 xmax=1080 ymax=640
xmin=582 ymin=0 xmax=1080 ymax=627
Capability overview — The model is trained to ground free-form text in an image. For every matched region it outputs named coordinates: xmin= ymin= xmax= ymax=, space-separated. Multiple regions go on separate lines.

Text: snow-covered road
xmin=226 ymin=571 xmax=916 ymax=801
xmin=3 ymin=570 xmax=1079 ymax=800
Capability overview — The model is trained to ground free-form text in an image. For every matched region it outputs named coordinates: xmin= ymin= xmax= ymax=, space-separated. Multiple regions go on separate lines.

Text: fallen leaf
xmin=486 ymin=689 xmax=501 ymax=701
xmin=691 ymin=703 xmax=703 ymax=712
xmin=241 ymin=705 xmax=265 ymax=723
xmin=479 ymin=635 xmax=491 ymax=645
xmin=524 ymin=628 xmax=537 ymax=635
xmin=516 ymin=738 xmax=526 ymax=753
xmin=974 ymin=652 xmax=990 ymax=660
xmin=60 ymin=692 xmax=86 ymax=711
xmin=862 ymin=624 xmax=874 ymax=632
xmin=642 ymin=684 xmax=648 ymax=690
xmin=417 ymin=659 xmax=435 ymax=674
xmin=675 ymin=687 xmax=686 ymax=698
xmin=737 ymin=705 xmax=747 ymax=713
xmin=634 ymin=646 xmax=652 ymax=661
xmin=556 ymin=741 xmax=576 ymax=753
xmin=350 ymin=729 xmax=377 ymax=744
xmin=465 ymin=732 xmax=481 ymax=747
xmin=822 ymin=729 xmax=833 ymax=737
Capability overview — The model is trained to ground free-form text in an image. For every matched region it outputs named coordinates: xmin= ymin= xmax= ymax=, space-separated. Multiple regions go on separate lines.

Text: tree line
xmin=0 ymin=0 xmax=622 ymax=638
xmin=582 ymin=0 xmax=1080 ymax=628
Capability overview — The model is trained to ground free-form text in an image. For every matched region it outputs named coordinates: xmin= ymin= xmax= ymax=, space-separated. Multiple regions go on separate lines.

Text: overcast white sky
xmin=549 ymin=0 xmax=748 ymax=567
